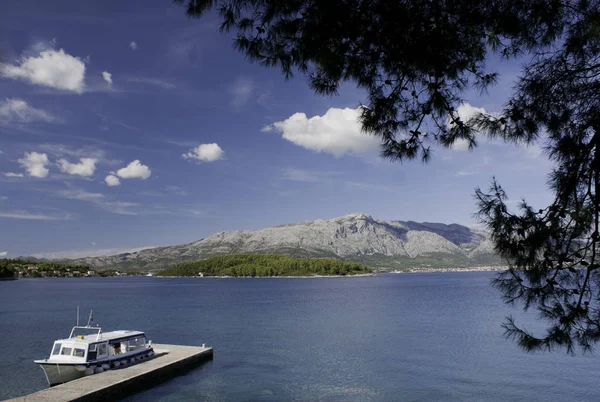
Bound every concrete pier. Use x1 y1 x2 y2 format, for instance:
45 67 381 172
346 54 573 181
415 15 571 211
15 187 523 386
7 344 213 402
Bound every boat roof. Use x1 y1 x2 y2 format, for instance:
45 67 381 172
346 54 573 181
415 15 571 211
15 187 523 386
56 329 145 344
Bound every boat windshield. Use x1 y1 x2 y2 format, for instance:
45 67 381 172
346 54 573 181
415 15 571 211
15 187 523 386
52 343 61 355
68 326 102 340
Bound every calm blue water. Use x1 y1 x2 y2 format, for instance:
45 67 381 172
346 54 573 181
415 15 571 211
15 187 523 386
0 273 598 401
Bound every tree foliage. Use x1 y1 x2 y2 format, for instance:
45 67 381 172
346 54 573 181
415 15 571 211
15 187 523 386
175 0 600 352
156 254 371 277
0 266 16 279
175 0 580 161
0 258 89 272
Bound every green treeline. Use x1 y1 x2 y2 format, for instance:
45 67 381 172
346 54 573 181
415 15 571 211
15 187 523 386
0 259 91 278
0 266 15 278
156 254 372 277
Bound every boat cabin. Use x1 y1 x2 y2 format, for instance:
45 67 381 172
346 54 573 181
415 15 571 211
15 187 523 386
47 326 147 363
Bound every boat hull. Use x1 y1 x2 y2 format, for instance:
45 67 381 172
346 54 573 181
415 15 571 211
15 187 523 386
37 363 85 386
35 348 153 386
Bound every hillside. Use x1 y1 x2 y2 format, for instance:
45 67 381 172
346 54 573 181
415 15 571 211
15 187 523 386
56 213 500 272
156 254 372 277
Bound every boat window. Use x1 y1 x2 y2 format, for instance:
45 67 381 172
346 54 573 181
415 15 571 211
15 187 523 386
61 347 73 356
89 344 97 352
52 343 62 355
128 336 145 350
98 343 107 355
74 348 85 357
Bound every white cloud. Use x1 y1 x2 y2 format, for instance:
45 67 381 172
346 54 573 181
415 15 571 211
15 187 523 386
0 251 6 257
230 78 253 107
125 77 175 89
18 152 49 178
56 186 139 215
267 107 380 157
0 98 54 123
116 160 151 180
105 174 120 186
452 139 471 152
3 172 24 178
260 125 273 133
102 71 112 86
37 144 112 166
57 158 97 177
130 41 138 50
57 188 104 201
182 143 224 162
0 210 72 220
0 48 86 93
101 201 140 215
448 103 488 151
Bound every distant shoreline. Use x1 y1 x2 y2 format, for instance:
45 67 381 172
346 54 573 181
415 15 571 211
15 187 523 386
394 266 509 274
152 268 509 278
155 273 376 279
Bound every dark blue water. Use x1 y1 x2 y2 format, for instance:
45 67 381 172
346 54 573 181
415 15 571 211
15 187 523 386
0 273 598 401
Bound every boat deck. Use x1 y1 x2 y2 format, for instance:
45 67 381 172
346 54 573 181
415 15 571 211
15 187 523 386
7 344 213 402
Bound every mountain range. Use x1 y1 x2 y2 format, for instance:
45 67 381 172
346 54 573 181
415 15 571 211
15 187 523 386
49 213 501 272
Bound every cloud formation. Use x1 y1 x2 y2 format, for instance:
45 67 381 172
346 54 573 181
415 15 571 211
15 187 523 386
3 172 24 178
102 71 112 86
57 188 104 201
0 210 72 220
265 107 380 157
448 103 488 151
182 143 224 162
18 152 49 178
116 160 151 180
230 78 253 107
125 77 176 90
57 158 97 177
0 48 86 93
0 251 6 257
56 186 140 215
105 174 120 186
0 99 54 123
130 41 138 50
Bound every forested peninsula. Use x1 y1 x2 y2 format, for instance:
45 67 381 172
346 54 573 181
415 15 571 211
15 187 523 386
156 254 372 277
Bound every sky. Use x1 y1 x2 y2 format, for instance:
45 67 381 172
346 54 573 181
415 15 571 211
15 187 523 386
0 0 554 258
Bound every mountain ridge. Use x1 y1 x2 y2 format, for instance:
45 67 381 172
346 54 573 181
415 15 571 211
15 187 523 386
27 213 501 272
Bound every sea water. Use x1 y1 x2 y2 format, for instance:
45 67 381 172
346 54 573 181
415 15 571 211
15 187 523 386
0 272 598 401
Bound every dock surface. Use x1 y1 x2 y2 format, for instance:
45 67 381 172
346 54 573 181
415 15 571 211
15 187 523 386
7 344 213 402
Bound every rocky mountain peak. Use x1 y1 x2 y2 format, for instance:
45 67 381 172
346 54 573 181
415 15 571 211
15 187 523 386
65 213 500 271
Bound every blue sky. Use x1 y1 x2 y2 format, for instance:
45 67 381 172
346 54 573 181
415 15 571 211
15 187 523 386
0 0 553 258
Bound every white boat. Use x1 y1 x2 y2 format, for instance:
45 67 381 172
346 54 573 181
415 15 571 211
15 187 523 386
34 311 154 386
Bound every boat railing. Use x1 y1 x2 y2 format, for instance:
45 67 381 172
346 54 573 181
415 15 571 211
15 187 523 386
69 326 102 341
